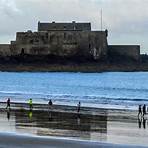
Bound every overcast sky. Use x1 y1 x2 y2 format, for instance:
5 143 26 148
0 0 148 53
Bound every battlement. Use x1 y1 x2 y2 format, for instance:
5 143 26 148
38 21 91 31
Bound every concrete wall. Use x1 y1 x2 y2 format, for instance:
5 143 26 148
108 45 140 61
0 44 11 56
38 22 91 31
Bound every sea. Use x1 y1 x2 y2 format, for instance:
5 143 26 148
0 72 148 110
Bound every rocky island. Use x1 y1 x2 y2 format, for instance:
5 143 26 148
0 21 147 72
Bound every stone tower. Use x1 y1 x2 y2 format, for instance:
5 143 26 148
10 21 108 61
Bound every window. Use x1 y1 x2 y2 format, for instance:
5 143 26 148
30 40 33 44
21 48 25 55
68 34 72 40
35 39 39 43
89 44 91 49
64 26 66 30
46 33 48 39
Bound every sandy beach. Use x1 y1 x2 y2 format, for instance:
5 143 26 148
0 102 148 147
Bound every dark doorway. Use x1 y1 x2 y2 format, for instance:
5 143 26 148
21 48 25 55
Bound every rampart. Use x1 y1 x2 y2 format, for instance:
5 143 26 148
108 45 140 61
10 30 108 60
0 44 11 56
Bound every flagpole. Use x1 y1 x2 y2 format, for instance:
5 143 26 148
101 9 102 31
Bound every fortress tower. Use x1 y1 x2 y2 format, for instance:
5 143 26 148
10 21 108 60
0 21 140 62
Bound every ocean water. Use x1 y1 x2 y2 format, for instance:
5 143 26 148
0 72 148 110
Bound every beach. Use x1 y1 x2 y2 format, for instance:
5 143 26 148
0 102 148 147
0 133 147 148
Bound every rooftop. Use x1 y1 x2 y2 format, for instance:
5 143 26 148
38 21 91 31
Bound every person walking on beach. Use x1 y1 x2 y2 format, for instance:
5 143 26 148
48 100 53 106
143 104 146 116
77 101 81 113
29 98 33 110
6 98 10 110
48 99 53 111
138 105 142 117
48 100 53 120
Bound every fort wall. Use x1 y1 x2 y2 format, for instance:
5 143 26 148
108 45 140 61
10 30 108 60
0 44 11 56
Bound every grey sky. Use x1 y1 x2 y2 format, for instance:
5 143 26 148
0 0 147 53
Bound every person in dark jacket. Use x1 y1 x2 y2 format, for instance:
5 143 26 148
6 98 10 109
77 101 81 113
143 104 146 116
48 100 53 106
138 105 142 117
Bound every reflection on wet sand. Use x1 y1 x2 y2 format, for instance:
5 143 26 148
1 106 148 146
14 110 107 141
138 117 147 129
7 110 10 121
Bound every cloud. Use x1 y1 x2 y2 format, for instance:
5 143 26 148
101 0 148 32
0 0 147 53
0 0 21 18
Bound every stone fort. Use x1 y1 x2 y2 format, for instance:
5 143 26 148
0 21 140 62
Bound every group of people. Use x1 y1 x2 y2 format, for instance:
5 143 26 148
6 98 81 114
6 98 33 110
138 104 147 117
6 98 147 117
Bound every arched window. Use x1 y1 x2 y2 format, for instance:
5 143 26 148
89 44 91 49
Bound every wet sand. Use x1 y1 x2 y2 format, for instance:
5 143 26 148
0 102 148 147
0 133 147 148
